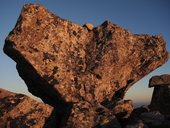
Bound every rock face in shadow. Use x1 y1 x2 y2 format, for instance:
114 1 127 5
149 74 170 115
0 88 54 128
3 3 169 128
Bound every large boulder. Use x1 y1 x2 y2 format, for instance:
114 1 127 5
3 3 169 128
149 74 170 115
0 88 54 128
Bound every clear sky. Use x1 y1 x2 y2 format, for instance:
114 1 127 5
0 0 170 107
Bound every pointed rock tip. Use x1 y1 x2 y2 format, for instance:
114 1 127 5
83 23 94 30
102 20 113 26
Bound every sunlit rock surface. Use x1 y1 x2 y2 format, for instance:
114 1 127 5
3 3 169 128
0 88 54 128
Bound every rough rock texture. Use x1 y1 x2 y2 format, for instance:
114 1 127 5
149 74 170 87
113 100 133 120
3 3 169 128
0 88 54 128
65 100 123 128
83 23 94 31
149 74 170 115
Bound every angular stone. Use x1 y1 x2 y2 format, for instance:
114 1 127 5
0 88 54 128
83 23 94 30
113 100 133 119
149 75 170 114
149 74 170 88
3 3 169 128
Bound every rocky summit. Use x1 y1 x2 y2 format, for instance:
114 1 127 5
3 3 169 128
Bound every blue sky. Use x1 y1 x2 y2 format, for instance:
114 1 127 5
0 0 169 106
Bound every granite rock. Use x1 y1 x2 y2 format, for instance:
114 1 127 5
0 88 54 128
65 101 122 128
3 3 169 128
83 23 94 30
113 100 133 120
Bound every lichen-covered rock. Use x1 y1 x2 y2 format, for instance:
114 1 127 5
3 3 169 128
0 88 54 128
149 74 170 115
65 101 121 128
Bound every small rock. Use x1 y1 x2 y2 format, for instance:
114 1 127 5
83 23 94 30
113 100 133 119
149 74 170 87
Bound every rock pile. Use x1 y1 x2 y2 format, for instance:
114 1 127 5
2 3 169 128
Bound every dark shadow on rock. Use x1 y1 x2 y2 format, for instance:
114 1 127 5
43 106 72 128
4 40 73 128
